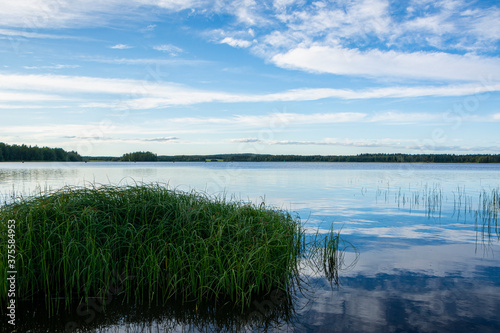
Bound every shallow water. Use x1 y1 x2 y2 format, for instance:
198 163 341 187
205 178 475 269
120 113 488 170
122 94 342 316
1 162 500 332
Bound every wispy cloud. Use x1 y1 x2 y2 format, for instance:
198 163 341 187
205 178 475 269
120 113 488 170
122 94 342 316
369 112 441 124
142 24 156 32
160 111 443 129
117 84 500 109
0 122 183 150
213 0 270 26
0 122 161 141
23 64 80 70
0 104 68 109
227 137 500 152
110 44 133 49
144 137 179 142
267 138 413 148
228 138 261 143
233 112 367 126
405 144 500 153
0 0 203 29
0 91 67 101
0 73 499 108
0 28 78 39
82 56 210 66
152 44 183 55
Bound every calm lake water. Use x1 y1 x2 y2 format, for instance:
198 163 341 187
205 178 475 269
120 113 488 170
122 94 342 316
1 162 500 332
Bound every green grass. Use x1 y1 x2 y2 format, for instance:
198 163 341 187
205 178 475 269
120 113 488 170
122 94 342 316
0 184 305 312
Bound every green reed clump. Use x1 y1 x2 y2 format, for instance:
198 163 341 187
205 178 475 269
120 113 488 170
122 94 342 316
0 184 304 311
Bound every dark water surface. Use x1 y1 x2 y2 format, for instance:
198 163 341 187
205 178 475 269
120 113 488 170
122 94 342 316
1 162 499 332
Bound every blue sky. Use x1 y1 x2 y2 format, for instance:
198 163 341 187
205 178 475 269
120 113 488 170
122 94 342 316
1 0 499 156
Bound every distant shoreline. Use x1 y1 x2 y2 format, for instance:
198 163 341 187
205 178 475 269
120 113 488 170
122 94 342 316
81 153 500 163
2 148 500 164
2 142 499 163
2 160 500 164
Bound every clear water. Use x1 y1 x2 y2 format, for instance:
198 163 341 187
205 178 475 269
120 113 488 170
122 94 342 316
1 162 499 332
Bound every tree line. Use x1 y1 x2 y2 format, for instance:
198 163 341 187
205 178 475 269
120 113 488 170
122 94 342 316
114 152 500 163
0 142 82 162
216 153 500 163
3 143 497 163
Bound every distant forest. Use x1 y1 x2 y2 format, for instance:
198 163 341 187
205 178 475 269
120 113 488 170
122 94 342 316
1 143 499 163
96 151 500 163
0 142 82 162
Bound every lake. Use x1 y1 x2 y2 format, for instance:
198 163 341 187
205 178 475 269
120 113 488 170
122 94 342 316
1 162 500 332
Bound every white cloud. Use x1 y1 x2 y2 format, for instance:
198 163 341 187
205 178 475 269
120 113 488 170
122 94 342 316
110 44 133 49
224 137 426 149
83 56 209 66
0 122 161 143
220 37 252 48
469 8 500 42
0 104 67 109
272 0 391 41
272 46 500 81
213 0 266 26
233 112 367 126
152 44 183 55
0 28 77 39
143 137 179 142
139 0 203 11
0 91 67 101
405 144 500 153
229 138 261 143
273 0 305 10
369 111 441 123
0 74 154 95
231 136 495 152
268 138 414 148
0 73 499 109
210 0 500 81
149 112 367 129
1 0 499 61
155 111 442 129
0 0 202 28
24 64 80 69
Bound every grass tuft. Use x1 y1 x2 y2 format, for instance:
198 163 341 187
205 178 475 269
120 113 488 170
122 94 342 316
0 184 305 311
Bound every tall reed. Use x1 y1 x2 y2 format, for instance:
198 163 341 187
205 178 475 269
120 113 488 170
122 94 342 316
475 188 500 242
305 227 358 288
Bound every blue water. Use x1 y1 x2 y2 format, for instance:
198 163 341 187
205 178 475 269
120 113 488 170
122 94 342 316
1 162 499 332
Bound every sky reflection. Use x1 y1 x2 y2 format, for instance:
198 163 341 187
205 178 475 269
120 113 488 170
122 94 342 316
1 162 499 331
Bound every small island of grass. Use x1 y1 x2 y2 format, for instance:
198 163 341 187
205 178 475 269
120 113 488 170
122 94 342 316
0 184 305 311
